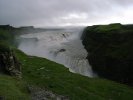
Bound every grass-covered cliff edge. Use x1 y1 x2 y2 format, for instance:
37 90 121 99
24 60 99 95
0 25 133 100
82 23 133 86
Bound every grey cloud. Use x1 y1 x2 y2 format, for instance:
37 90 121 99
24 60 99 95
0 0 133 27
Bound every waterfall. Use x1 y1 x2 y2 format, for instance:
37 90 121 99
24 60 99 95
17 28 95 77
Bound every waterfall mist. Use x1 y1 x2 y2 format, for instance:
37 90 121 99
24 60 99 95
17 27 95 77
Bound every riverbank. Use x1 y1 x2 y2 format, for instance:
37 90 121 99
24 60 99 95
0 25 133 99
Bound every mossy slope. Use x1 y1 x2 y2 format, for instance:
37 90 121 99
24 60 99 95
82 23 133 85
0 75 30 100
13 49 133 100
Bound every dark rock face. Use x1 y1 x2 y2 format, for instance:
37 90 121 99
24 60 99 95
82 23 133 85
0 50 21 78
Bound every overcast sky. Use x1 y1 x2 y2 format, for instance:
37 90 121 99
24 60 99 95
0 0 133 27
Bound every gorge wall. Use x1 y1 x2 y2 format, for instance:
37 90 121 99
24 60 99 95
82 23 133 85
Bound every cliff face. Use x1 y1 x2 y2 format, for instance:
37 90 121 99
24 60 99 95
0 25 21 78
0 44 21 78
82 23 133 85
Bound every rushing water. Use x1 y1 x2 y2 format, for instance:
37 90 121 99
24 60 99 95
17 28 95 77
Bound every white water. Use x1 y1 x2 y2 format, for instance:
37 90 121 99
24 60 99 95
17 28 95 77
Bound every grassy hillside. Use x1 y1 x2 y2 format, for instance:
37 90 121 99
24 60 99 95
82 23 133 85
0 25 133 99
0 75 30 100
9 49 133 100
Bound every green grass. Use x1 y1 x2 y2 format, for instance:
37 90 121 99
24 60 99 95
0 29 14 45
95 23 122 32
0 74 30 100
0 28 30 100
9 49 133 100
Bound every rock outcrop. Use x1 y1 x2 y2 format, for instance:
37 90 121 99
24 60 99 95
0 47 21 78
28 85 69 100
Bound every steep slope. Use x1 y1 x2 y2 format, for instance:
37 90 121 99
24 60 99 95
82 23 133 85
15 49 133 100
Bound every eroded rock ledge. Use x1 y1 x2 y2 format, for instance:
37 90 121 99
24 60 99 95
0 46 21 78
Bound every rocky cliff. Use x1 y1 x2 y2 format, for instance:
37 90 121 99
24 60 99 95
82 23 133 85
0 43 21 78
